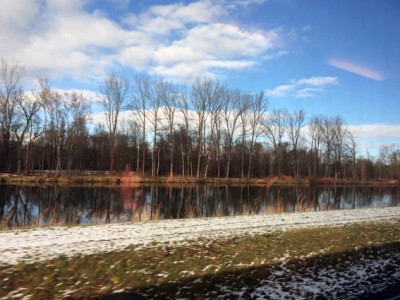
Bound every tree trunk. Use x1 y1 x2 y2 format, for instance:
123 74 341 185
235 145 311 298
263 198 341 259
247 152 253 178
181 141 185 176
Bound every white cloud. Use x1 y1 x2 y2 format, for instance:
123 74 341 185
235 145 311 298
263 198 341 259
226 0 268 10
151 23 280 80
118 46 155 70
296 87 322 98
185 24 277 58
0 0 41 59
347 123 400 156
0 0 41 30
54 14 126 49
108 0 130 10
139 16 184 34
266 76 338 98
0 0 282 85
296 76 337 86
147 1 223 24
2 1 128 82
348 123 400 139
262 50 289 61
152 59 255 81
267 84 294 97
155 46 206 64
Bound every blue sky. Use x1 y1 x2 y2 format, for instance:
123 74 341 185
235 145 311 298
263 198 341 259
1 0 399 156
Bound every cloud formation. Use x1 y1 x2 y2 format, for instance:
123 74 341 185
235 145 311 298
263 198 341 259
348 123 400 139
348 123 400 155
266 76 338 98
327 58 385 81
0 0 281 84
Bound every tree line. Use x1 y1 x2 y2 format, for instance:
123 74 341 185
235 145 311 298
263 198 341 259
0 58 399 180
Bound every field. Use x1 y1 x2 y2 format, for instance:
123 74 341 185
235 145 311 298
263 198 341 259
1 207 400 299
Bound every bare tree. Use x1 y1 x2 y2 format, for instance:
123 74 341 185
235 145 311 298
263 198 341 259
222 88 248 178
191 78 214 178
331 116 349 179
263 108 288 176
316 116 350 178
307 115 324 178
177 86 192 176
24 102 42 173
191 77 207 178
320 117 337 177
347 132 357 180
0 58 25 171
1 60 388 180
237 93 251 178
128 119 142 172
63 92 89 173
203 84 223 178
191 77 221 178
287 109 305 178
35 79 65 173
98 74 129 172
13 94 41 173
48 92 65 173
244 91 267 178
161 80 177 176
131 74 149 173
35 76 51 171
148 77 164 176
91 124 108 171
214 112 223 178
386 144 400 179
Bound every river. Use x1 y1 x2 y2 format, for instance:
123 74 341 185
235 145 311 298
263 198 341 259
0 184 399 228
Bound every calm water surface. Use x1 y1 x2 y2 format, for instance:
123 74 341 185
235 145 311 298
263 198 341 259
0 184 399 228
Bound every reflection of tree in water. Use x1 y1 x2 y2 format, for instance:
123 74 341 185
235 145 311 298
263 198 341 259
89 187 125 223
0 189 5 222
0 186 125 228
39 186 83 226
0 186 34 228
0 185 399 228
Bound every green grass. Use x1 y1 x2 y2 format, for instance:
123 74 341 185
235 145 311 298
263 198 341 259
1 220 400 299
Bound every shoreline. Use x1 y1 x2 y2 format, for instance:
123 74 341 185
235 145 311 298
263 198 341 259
0 172 398 187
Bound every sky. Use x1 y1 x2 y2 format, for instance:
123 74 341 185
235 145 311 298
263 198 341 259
1 0 399 156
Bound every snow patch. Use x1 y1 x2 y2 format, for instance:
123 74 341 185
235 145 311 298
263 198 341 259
0 207 399 266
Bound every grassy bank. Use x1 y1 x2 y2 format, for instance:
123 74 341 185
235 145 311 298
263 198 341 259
1 220 400 299
0 172 398 187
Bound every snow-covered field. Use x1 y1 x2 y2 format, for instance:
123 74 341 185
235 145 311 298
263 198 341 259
1 207 400 299
192 246 400 300
1 206 400 267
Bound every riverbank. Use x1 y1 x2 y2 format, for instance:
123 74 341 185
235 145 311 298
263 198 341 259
1 207 400 299
0 172 398 187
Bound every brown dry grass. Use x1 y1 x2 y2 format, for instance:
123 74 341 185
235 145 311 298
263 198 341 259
0 173 398 187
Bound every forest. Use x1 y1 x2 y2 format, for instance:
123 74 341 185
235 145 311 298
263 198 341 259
0 58 399 180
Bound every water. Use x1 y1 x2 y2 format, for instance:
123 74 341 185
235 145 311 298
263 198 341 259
0 184 399 229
